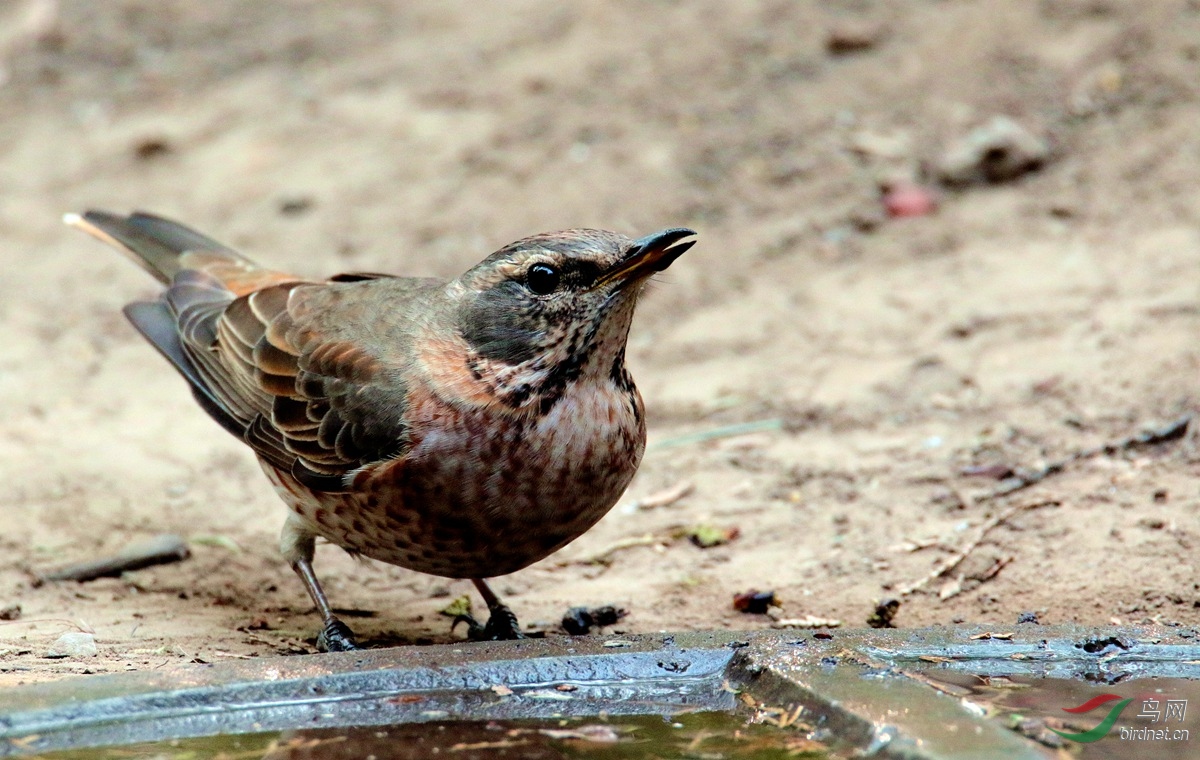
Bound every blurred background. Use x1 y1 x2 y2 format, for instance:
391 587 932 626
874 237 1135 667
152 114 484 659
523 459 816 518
3 0 1200 680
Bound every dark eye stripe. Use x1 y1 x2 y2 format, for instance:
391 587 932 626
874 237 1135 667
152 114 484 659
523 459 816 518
561 259 602 286
519 258 603 292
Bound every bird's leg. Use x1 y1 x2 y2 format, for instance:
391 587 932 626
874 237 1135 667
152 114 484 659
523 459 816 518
453 578 525 641
282 516 357 652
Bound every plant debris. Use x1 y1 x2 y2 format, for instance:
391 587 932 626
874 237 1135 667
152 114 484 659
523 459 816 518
438 595 473 619
895 500 1058 597
733 590 780 614
770 615 841 629
976 415 1191 503
536 725 621 743
562 533 666 567
960 463 1014 479
1008 716 1067 749
867 598 900 628
624 481 694 512
40 534 190 583
560 605 628 635
683 524 741 548
646 419 783 452
969 631 1014 641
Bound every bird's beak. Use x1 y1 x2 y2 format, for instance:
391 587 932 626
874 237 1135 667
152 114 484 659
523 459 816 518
595 228 697 288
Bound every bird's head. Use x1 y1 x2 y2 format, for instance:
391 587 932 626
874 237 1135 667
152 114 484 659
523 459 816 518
449 227 695 412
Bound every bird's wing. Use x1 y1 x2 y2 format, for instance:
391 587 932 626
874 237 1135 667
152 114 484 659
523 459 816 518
70 210 428 492
211 278 422 491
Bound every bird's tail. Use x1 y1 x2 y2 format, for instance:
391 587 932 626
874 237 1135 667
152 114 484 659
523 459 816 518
64 209 306 299
63 210 249 285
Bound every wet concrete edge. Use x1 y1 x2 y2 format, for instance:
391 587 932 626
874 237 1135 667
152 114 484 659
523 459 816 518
1 625 1197 757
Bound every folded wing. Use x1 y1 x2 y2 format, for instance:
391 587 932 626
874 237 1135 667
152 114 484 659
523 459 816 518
69 210 416 491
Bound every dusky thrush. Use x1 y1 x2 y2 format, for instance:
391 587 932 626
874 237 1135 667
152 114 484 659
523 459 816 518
66 210 695 651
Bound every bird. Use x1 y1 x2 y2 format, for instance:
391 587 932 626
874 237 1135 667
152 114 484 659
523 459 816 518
66 210 695 651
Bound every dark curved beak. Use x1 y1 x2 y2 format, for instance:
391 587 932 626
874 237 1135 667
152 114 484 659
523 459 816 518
596 227 697 288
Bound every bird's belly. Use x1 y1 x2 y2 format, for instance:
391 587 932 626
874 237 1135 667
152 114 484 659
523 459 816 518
271 382 646 578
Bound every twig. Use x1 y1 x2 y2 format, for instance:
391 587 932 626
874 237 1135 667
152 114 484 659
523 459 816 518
623 481 694 511
976 415 1190 502
557 533 668 567
896 500 1058 597
647 419 783 452
978 554 1014 582
40 534 190 583
770 615 842 629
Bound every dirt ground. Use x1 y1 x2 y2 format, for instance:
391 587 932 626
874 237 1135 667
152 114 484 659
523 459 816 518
3 0 1200 686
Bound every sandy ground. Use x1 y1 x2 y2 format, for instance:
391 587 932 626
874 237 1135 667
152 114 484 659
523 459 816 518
3 0 1200 685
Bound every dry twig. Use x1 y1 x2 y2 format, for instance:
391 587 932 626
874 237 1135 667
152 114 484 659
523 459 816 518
896 500 1058 597
558 533 668 567
40 534 190 583
624 481 694 511
976 415 1190 502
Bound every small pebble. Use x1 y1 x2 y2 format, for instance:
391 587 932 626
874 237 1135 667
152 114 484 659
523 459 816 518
46 632 97 659
937 116 1050 185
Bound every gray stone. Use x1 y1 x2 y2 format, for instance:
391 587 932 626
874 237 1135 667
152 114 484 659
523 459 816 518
45 632 97 659
937 116 1051 185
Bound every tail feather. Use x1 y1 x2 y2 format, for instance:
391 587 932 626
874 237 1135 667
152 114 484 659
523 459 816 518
64 210 244 284
122 301 245 437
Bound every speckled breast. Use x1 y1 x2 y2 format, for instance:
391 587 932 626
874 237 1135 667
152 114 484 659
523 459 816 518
263 377 646 578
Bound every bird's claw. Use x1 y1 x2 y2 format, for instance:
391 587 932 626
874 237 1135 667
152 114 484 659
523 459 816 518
452 605 525 641
316 618 358 652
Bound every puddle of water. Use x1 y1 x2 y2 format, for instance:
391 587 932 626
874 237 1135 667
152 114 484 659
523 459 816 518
26 713 832 760
925 672 1200 760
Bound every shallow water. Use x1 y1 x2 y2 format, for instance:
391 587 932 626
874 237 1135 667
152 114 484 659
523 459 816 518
30 712 832 760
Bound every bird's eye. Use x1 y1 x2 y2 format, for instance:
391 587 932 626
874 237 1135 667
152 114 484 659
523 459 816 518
525 263 561 295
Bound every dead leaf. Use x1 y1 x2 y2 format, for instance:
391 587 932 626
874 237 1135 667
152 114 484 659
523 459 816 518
439 595 472 618
683 524 740 548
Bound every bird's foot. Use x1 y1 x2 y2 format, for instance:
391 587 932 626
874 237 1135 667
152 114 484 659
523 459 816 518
454 604 525 641
316 617 358 652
